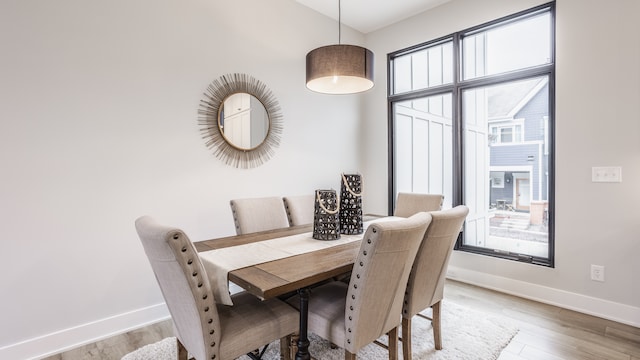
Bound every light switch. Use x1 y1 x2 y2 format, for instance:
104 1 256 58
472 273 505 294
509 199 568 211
592 166 622 183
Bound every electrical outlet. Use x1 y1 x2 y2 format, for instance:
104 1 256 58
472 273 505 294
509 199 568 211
590 264 605 282
592 167 622 183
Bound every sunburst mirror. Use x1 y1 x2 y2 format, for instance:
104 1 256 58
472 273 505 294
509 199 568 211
198 73 283 168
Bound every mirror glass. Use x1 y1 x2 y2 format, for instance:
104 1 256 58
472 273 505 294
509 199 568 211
218 93 270 150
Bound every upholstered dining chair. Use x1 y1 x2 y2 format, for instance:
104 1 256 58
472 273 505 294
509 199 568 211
135 216 298 360
393 192 444 217
401 205 469 359
230 196 290 235
288 212 432 360
283 194 315 226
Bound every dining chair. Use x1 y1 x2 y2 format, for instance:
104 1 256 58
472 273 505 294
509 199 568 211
401 205 469 359
393 192 444 217
230 196 290 235
283 194 315 226
135 216 299 360
288 212 432 360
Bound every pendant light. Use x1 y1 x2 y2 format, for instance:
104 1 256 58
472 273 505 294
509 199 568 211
305 0 374 94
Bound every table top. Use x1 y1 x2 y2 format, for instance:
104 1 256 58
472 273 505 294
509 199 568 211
195 220 375 300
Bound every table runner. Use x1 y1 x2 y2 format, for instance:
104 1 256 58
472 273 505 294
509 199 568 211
199 217 398 305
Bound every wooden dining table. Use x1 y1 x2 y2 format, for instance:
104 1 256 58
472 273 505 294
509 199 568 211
195 218 380 360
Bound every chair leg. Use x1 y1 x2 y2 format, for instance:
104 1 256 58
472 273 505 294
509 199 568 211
289 333 299 360
345 351 357 360
176 338 188 360
387 327 398 360
401 317 412 360
280 335 292 360
433 301 442 350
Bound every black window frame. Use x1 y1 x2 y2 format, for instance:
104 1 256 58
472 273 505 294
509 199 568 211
387 2 555 267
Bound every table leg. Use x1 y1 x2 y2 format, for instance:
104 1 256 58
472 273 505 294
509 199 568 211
295 288 311 360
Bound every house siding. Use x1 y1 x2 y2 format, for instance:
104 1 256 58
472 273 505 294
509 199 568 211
490 82 549 204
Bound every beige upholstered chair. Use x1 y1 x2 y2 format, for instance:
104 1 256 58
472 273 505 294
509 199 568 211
393 192 444 217
401 205 469 359
283 194 315 226
135 216 298 360
230 196 290 235
289 212 432 360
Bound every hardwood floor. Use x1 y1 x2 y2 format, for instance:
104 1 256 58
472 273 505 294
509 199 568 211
41 320 174 360
43 280 640 360
445 281 640 360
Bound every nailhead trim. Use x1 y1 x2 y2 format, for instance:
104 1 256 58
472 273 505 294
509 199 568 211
345 225 380 349
168 230 220 359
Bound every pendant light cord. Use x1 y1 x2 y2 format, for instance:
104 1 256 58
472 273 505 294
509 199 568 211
338 0 341 44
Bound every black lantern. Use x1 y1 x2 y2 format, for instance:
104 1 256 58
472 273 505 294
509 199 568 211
313 189 341 240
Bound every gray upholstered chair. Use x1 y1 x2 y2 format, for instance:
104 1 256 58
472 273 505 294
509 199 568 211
393 192 444 217
288 212 432 360
230 196 290 235
283 194 315 226
135 216 298 360
401 205 469 359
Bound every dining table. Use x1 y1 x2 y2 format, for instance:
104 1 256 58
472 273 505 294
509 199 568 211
195 215 387 360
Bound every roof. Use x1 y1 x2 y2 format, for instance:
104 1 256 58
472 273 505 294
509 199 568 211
488 77 547 119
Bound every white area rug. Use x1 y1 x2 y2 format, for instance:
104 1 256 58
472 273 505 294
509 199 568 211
122 301 518 360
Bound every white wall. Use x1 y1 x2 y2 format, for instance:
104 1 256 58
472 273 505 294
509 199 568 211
0 0 368 358
361 0 640 326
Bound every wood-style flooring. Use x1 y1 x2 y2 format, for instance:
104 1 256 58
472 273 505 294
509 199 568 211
43 280 640 360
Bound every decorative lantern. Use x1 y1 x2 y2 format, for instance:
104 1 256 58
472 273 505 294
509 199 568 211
339 173 363 235
313 189 341 240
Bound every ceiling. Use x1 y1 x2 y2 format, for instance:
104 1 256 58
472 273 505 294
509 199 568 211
295 0 451 34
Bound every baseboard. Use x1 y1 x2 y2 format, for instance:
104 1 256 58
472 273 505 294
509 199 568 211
447 266 640 328
0 303 170 360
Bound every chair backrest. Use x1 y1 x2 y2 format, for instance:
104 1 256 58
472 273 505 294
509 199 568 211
135 216 220 360
283 194 315 226
394 192 444 217
344 212 432 353
402 205 469 319
230 196 290 235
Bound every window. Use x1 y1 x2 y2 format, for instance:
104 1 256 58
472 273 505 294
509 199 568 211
388 3 555 266
490 120 524 144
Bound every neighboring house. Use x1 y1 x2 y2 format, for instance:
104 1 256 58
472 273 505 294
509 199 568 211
488 77 549 222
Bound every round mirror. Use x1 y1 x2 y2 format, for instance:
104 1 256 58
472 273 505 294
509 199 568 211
218 93 269 150
198 74 283 168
